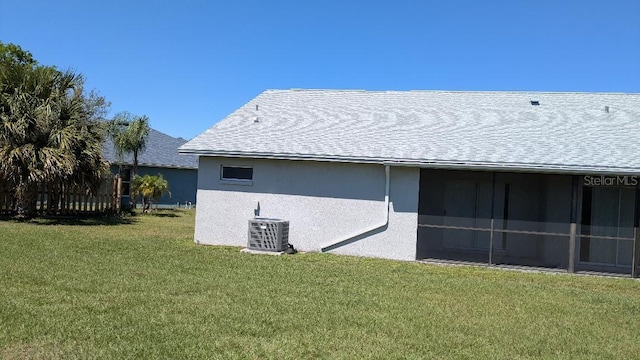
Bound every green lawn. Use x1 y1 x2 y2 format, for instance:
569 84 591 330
1 210 639 359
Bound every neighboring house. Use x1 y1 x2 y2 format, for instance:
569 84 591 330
180 89 640 276
105 128 198 206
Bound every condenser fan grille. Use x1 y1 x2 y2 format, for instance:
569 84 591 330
248 218 289 251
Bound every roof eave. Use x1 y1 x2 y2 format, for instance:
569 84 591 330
178 149 378 164
108 161 198 170
178 149 640 176
383 160 640 176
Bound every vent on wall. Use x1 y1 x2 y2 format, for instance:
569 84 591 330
248 218 289 252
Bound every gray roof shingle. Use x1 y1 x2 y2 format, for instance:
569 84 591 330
105 128 198 169
180 89 640 174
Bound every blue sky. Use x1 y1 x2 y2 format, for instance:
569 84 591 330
1 0 639 139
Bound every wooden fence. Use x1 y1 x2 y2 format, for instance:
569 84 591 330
0 176 122 215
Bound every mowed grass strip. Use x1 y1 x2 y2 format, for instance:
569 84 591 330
1 210 639 359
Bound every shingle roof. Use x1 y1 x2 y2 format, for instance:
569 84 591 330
180 89 640 174
105 128 198 169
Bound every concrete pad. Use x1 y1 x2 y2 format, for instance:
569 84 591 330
241 248 284 256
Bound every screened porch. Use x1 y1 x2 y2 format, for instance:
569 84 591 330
416 169 640 277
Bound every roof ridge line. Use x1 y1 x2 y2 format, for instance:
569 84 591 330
261 89 640 95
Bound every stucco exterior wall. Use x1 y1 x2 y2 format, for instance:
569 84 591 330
194 157 420 260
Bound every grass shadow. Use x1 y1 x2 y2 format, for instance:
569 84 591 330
147 212 180 218
0 214 138 226
136 209 185 218
0 208 191 225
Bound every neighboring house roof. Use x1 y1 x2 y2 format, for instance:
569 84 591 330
105 128 198 169
179 89 640 174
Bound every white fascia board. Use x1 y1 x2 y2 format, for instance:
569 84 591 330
179 149 640 176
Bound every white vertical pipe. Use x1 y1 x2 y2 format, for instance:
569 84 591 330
321 165 390 252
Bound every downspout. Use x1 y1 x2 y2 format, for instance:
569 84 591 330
321 165 390 252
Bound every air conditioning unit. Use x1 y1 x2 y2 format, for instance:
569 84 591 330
248 218 289 252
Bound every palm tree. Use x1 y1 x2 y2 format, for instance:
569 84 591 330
131 174 170 212
148 174 170 210
108 112 150 179
0 43 109 215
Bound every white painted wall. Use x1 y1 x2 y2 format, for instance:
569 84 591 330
194 157 420 260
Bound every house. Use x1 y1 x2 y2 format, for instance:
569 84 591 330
179 89 640 277
104 128 198 206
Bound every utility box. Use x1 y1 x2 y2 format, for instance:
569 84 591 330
247 218 289 252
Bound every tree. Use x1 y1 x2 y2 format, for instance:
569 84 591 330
131 173 170 212
107 111 150 179
0 42 36 69
0 42 110 215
